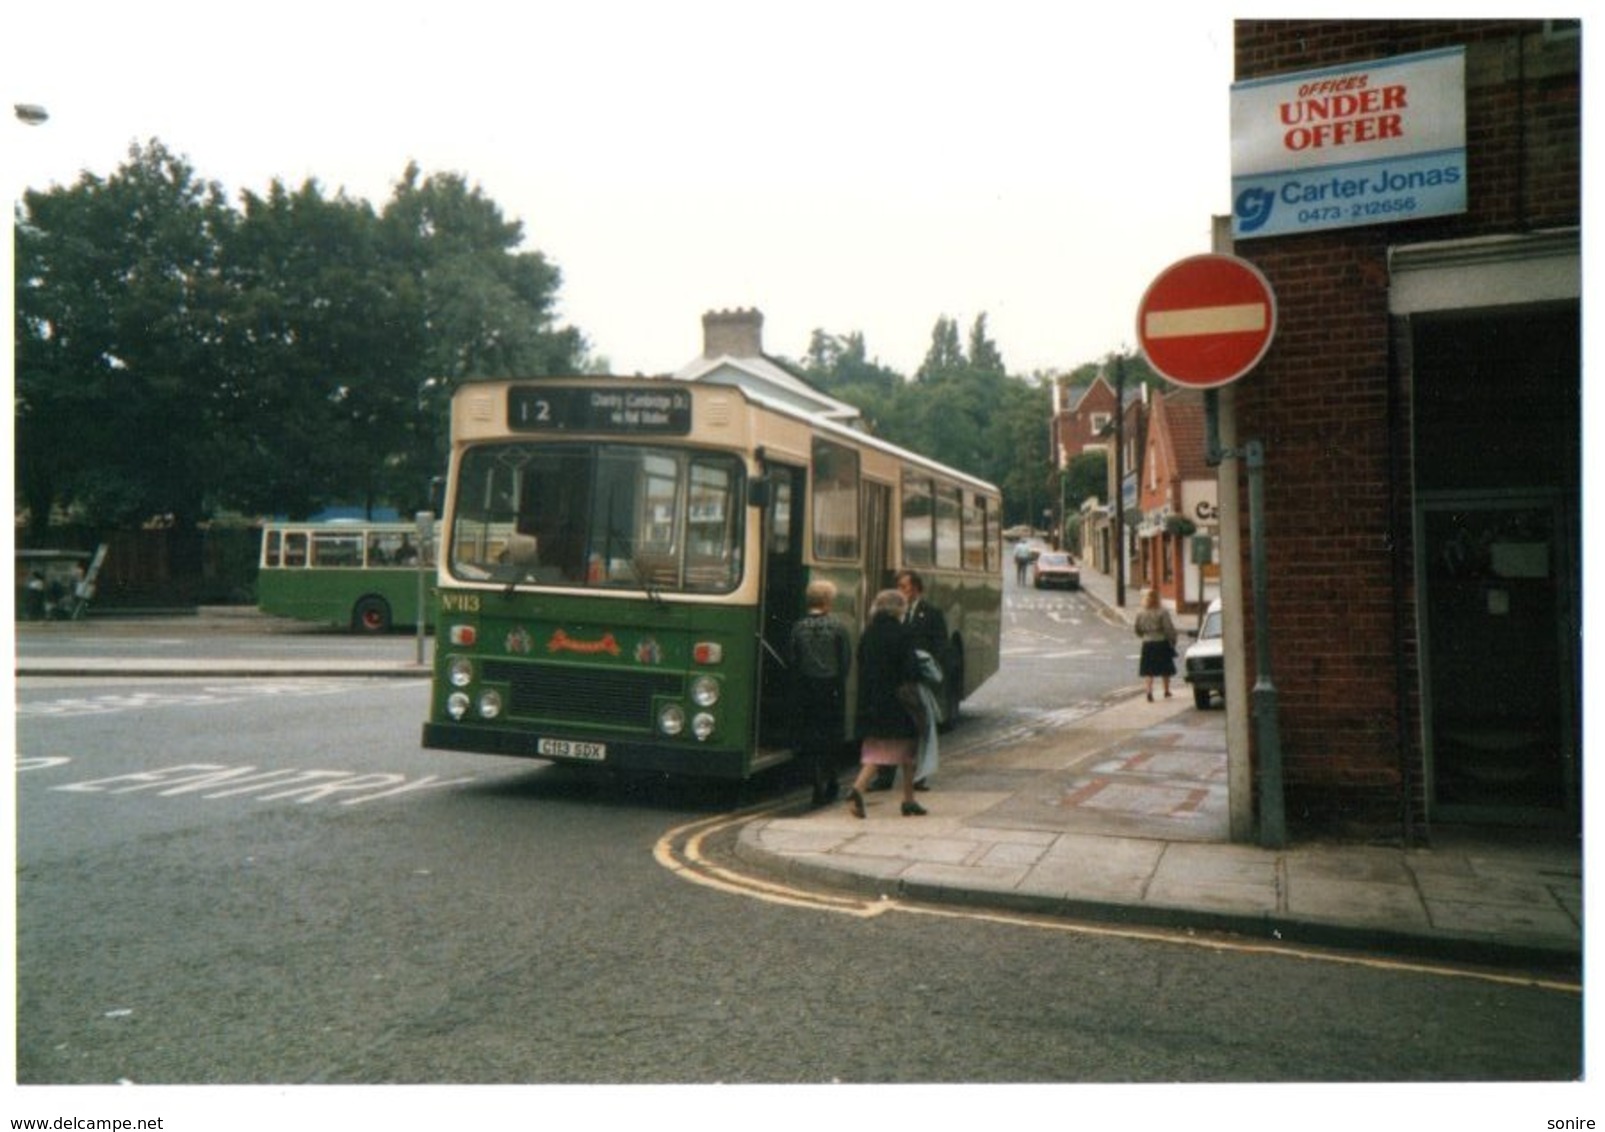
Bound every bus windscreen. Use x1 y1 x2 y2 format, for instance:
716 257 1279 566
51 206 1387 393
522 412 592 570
448 442 744 593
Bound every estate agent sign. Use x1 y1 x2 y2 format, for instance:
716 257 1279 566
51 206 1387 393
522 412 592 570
1231 47 1466 240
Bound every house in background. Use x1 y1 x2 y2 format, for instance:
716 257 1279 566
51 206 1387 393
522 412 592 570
1052 373 1115 566
1135 389 1216 616
1058 373 1146 582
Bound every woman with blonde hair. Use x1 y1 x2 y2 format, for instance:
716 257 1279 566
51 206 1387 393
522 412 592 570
1133 588 1179 701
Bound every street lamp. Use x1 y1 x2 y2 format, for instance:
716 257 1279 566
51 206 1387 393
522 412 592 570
14 104 49 126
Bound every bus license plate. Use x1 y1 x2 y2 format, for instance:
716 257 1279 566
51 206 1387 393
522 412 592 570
538 738 607 761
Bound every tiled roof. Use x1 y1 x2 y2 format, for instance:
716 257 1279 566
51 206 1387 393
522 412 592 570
1161 390 1213 480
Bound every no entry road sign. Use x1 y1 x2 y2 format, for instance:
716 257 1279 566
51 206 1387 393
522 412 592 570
1137 254 1277 388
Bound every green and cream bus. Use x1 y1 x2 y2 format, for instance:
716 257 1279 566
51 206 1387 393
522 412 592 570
257 521 434 633
422 377 1001 780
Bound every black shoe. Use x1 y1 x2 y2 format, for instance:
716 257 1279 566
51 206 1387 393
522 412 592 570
846 788 866 819
913 779 930 792
901 801 927 817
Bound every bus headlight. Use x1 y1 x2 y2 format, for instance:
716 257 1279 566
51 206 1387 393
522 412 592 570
447 691 471 719
448 657 474 688
692 712 716 741
478 689 503 720
690 675 720 707
658 703 686 737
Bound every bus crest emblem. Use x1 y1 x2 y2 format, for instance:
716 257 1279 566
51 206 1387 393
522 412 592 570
505 626 534 655
635 637 663 665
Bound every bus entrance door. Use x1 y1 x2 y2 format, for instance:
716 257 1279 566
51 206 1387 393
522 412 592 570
756 463 805 754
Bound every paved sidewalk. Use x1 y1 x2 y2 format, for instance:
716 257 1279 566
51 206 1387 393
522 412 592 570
737 566 1582 971
735 695 1582 969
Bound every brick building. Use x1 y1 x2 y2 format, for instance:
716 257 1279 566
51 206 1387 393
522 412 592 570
1059 372 1147 587
1224 20 1580 839
1053 373 1119 571
1053 372 1118 470
1135 389 1216 616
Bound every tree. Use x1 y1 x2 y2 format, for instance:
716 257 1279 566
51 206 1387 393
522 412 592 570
1064 450 1108 510
898 313 1010 481
377 166 586 508
214 177 404 518
967 312 1005 377
915 316 966 383
802 329 898 397
381 164 584 385
14 139 234 537
793 314 1044 508
981 377 1052 526
15 146 589 532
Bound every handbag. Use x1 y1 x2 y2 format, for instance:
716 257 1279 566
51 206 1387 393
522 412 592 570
896 682 931 732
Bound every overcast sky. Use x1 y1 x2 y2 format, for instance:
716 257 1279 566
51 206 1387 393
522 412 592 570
5 2 1575 383
4 0 1252 378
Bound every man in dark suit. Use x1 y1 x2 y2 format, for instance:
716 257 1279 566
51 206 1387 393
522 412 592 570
897 569 947 663
870 569 947 791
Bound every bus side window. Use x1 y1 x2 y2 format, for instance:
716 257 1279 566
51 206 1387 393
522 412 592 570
935 484 962 569
963 492 987 572
902 472 934 567
264 530 282 568
284 533 308 568
311 533 361 567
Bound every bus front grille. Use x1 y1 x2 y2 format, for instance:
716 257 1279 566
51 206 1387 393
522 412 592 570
482 660 682 730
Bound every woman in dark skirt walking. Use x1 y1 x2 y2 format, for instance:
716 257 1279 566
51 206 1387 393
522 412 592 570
1133 588 1179 701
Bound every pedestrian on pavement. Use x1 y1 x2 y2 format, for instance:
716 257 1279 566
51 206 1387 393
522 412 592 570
1134 588 1179 701
870 569 945 792
788 579 851 807
1013 539 1033 585
845 588 927 819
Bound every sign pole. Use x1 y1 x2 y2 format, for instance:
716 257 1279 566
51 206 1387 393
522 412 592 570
1244 441 1285 847
415 510 435 668
1145 254 1284 846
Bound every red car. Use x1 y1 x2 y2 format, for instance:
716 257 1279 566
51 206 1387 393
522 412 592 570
1032 552 1081 590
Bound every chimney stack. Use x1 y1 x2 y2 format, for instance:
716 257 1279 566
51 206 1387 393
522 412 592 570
701 308 764 359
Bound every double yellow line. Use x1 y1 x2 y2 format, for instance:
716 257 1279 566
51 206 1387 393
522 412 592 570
656 802 1582 995
654 802 889 917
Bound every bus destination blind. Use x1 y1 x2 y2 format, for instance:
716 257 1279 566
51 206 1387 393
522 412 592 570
508 387 693 435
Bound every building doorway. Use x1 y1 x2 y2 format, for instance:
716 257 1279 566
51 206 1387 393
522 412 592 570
1411 303 1580 826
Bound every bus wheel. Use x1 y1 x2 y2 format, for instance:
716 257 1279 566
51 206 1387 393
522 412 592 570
353 596 392 634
